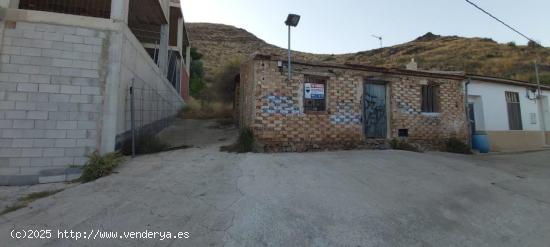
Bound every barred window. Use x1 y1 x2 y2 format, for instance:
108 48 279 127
421 84 439 113
505 92 523 130
304 76 327 112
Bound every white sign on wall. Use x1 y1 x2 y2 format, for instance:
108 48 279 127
304 83 325 99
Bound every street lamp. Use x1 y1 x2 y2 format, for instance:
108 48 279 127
285 14 300 80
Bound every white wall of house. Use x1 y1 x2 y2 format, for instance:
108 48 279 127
468 80 549 132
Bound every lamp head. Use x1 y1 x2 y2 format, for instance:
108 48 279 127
285 14 301 27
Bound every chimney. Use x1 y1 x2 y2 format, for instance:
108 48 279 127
406 58 418 70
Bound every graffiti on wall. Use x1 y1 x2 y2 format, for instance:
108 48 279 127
261 95 301 115
330 102 361 125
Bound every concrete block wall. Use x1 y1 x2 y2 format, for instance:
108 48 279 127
0 21 105 176
117 26 184 141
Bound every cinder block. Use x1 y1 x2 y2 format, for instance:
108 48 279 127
51 76 71 84
76 139 96 147
39 174 65 184
1 64 19 73
18 65 41 74
27 111 49 120
60 68 81 77
43 32 64 41
57 102 78 111
54 139 76 148
30 39 53 49
67 130 86 139
42 49 62 58
34 120 57 129
6 92 28 101
63 34 84 44
64 147 86 156
76 28 97 37
80 69 99 78
9 157 30 167
23 129 46 138
2 46 21 55
16 83 37 92
72 60 93 69
4 29 24 38
70 95 90 103
0 101 15 110
28 93 49 102
48 112 68 120
31 157 52 167
45 130 66 139
12 139 33 148
21 148 43 157
11 73 31 83
56 121 77 130
77 121 97 130
21 47 42 57
60 85 81 94
30 57 52 66
52 41 73 51
43 148 64 157
56 26 76 35
5 110 26 119
32 139 55 148
0 148 22 157
38 84 60 93
31 75 51 84
52 58 73 68
81 86 100 95
49 94 70 103
39 66 61 76
15 101 36 110
15 22 36 30
52 157 74 166
84 37 102 45
13 119 35 129
0 120 13 128
73 44 93 53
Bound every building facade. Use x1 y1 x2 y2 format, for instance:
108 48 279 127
468 75 550 152
238 54 469 152
0 0 188 184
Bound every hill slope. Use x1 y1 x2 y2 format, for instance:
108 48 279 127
186 23 550 83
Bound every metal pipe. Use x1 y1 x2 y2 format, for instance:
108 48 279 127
130 78 136 158
287 25 291 80
535 61 547 144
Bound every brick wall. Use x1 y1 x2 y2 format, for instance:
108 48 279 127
239 58 468 152
0 21 105 175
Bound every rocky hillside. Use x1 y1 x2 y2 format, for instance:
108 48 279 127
186 23 550 83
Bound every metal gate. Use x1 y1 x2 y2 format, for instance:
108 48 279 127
363 82 387 138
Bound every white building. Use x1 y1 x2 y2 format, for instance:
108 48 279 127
468 75 550 152
0 0 189 185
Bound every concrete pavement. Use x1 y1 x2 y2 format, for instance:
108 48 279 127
1 120 549 246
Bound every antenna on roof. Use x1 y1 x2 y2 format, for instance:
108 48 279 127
372 35 383 48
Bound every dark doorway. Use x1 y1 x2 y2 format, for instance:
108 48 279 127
364 82 387 138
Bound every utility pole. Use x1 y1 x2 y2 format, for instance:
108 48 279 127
372 35 383 48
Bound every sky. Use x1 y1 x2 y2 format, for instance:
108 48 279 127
181 0 549 54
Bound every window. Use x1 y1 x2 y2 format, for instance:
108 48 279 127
304 76 327 112
421 84 439 113
505 92 523 130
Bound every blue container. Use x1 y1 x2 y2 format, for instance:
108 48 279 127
472 132 490 153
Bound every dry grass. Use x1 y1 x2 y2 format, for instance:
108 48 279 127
181 98 233 119
1 189 64 216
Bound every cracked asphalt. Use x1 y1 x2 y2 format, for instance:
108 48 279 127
1 119 549 246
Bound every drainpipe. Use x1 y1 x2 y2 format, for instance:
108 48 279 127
465 78 472 148
535 62 548 145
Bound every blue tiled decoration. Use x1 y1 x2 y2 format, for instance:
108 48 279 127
330 102 361 125
261 95 301 115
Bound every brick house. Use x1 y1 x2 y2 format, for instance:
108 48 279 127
237 54 469 152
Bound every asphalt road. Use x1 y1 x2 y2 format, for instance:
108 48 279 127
1 119 549 247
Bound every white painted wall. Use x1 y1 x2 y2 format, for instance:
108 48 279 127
468 80 550 131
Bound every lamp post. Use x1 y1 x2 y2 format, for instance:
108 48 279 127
285 14 300 80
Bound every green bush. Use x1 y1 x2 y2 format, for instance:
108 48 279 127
390 139 420 152
121 133 169 156
445 137 472 154
80 152 125 183
220 128 254 153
